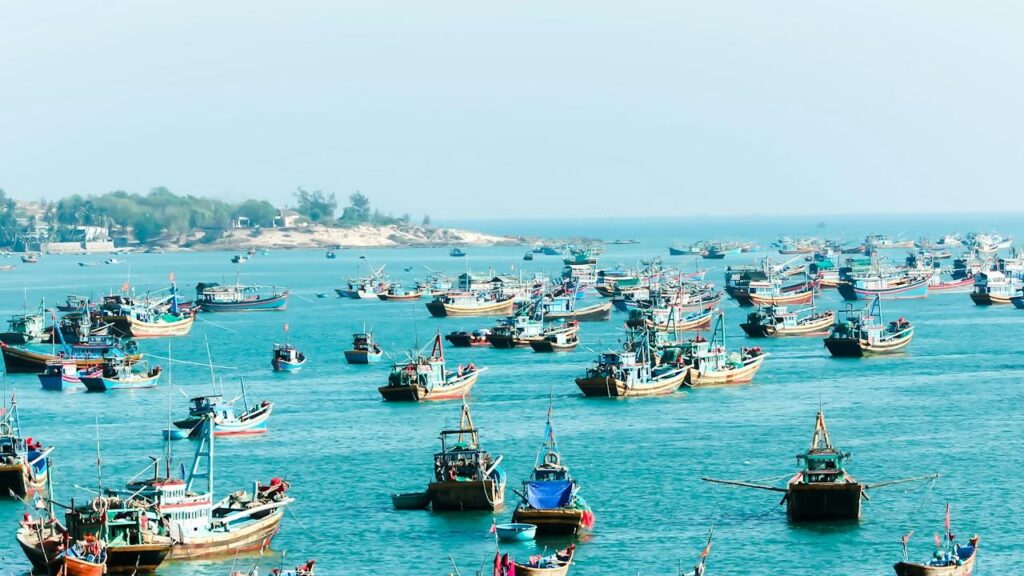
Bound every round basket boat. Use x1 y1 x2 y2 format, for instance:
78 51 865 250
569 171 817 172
496 523 537 542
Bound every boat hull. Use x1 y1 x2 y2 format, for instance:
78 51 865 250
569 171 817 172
0 344 143 374
512 507 586 535
0 463 37 498
529 339 577 352
428 479 505 511
837 279 929 301
970 292 1013 305
929 277 975 294
199 292 288 312
825 333 913 357
893 550 976 576
377 292 424 301
545 301 612 321
271 358 306 372
575 370 686 398
108 314 195 339
787 481 863 521
684 354 766 387
168 508 284 560
426 298 515 317
378 372 479 402
81 371 161 391
344 350 383 364
740 313 834 338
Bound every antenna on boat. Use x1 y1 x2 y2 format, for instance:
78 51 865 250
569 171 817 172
204 333 220 395
166 340 174 478
94 416 103 496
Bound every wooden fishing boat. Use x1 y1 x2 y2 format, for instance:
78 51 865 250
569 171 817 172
379 333 485 401
390 491 431 510
824 297 913 357
523 251 535 261
740 305 834 337
511 406 594 535
444 329 490 347
450 247 466 257
0 397 53 498
99 284 196 338
486 305 546 348
195 282 289 312
704 410 939 522
928 275 974 294
426 292 515 317
426 402 506 511
42 311 110 345
81 358 162 391
837 275 929 301
38 360 102 392
0 338 142 373
174 392 274 437
672 314 767 387
734 279 817 307
21 254 38 264
626 306 714 332
272 342 306 372
893 505 978 576
513 545 576 576
969 271 1019 305
575 328 687 397
529 322 579 352
120 310 195 339
543 299 612 322
377 284 425 301
344 332 384 364
0 300 46 345
0 264 15 271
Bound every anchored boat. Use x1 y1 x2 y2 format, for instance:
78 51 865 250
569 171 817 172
378 332 485 401
426 402 506 511
1 337 142 373
824 297 913 357
174 388 274 437
344 332 384 364
529 321 580 352
675 313 767 387
893 504 978 576
739 305 834 337
444 329 490 347
704 410 940 522
0 396 53 498
575 327 687 397
426 292 516 317
970 271 1020 305
511 405 594 535
81 357 162 391
195 282 289 312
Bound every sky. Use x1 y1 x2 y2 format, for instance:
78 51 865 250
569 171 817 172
1 1 1022 219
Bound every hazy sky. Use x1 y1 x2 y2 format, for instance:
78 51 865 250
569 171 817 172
2 1 1022 218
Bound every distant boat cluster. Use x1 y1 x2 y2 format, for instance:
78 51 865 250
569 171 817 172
0 230 1011 574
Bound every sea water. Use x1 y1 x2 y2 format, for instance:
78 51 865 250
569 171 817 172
0 214 1020 575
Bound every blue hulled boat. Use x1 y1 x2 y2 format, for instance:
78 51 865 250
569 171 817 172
195 282 289 312
272 343 306 372
344 332 384 364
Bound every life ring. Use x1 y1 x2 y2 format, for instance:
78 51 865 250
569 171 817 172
0 422 11 435
543 451 561 466
91 497 108 514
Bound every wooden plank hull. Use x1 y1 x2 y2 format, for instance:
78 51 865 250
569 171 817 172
168 508 284 560
512 506 585 535
426 298 515 317
0 344 142 374
740 313 834 338
787 480 863 521
530 339 578 352
825 333 913 357
546 302 612 321
970 292 1012 305
378 373 479 402
514 546 575 576
736 288 815 308
428 479 505 511
0 462 39 498
378 292 424 301
109 314 195 339
684 354 766 387
893 550 977 576
575 370 686 398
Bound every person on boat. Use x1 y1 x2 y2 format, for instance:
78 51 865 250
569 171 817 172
457 364 464 378
466 362 476 373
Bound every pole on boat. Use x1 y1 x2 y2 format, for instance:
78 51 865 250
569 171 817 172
864 473 941 490
699 477 788 492
94 416 102 496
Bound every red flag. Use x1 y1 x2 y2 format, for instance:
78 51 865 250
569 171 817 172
168 272 175 282
120 282 130 292
934 533 941 548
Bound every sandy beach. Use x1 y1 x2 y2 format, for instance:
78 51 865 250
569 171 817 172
194 223 522 250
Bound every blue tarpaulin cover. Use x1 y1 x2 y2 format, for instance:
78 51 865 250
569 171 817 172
526 480 572 509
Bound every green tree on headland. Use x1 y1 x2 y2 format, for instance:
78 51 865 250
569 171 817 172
233 199 277 227
294 187 337 223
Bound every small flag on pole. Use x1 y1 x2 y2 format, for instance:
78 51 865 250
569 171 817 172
169 272 175 282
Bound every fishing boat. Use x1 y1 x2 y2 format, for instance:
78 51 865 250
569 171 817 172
21 253 38 264
511 406 594 535
0 299 46 345
969 271 1021 305
42 311 110 345
529 321 580 352
450 247 466 257
703 410 940 522
487 304 546 349
837 274 929 301
125 417 295 559
19 495 174 574
336 264 389 298
542 295 612 322
626 306 714 333
445 329 491 347
378 333 485 401
575 327 687 397
893 505 978 576
523 252 535 261
671 313 767 387
0 337 142 373
81 358 162 391
824 297 913 357
426 402 506 511
377 283 425 301
195 282 289 312
0 397 53 498
100 284 196 339
326 250 337 259
733 279 817 307
927 272 975 294
426 292 515 317
669 243 705 256
174 389 274 437
271 342 306 372
38 360 102 392
0 264 14 271
512 545 576 576
230 255 248 264
344 332 384 364
56 295 90 313
739 305 834 337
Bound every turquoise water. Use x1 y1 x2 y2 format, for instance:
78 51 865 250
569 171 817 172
0 216 1021 575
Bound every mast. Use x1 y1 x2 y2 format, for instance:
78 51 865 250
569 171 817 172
186 414 215 498
808 410 833 452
